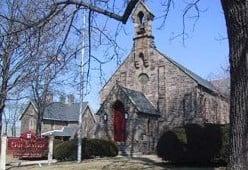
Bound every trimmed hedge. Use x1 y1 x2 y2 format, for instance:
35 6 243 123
54 138 118 161
157 124 230 165
53 140 78 161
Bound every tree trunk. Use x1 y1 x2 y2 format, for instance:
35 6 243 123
35 103 46 136
4 122 8 135
0 104 4 135
221 0 248 169
36 110 42 136
0 53 11 137
11 123 16 137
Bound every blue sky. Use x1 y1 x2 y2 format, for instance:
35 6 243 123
82 0 229 111
3 1 228 135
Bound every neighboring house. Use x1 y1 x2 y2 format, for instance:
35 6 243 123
20 96 96 139
96 1 229 154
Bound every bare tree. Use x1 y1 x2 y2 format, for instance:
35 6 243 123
220 1 248 169
0 0 42 135
9 101 22 137
2 109 11 135
2 98 22 136
3 1 247 168
30 53 78 135
157 0 247 168
0 0 140 137
49 1 248 169
207 62 230 98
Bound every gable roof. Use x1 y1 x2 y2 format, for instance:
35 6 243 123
19 101 38 120
120 86 158 116
97 84 159 116
131 0 155 20
43 102 88 121
20 101 91 122
101 48 217 95
156 49 217 92
100 51 133 92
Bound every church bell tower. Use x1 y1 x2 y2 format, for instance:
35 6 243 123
131 1 155 69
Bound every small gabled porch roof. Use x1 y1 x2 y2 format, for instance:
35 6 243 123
97 84 159 117
41 126 78 138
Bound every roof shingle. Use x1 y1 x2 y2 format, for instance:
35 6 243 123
43 102 88 121
120 85 159 116
156 49 217 92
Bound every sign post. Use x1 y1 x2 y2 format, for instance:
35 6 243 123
0 135 7 170
48 135 54 165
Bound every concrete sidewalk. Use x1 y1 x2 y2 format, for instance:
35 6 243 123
7 159 57 169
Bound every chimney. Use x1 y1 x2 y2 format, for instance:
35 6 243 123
59 95 66 103
67 94 75 105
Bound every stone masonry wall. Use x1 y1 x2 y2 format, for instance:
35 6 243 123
97 85 159 154
98 1 229 155
100 47 199 129
98 2 229 155
100 47 229 135
20 103 38 134
196 87 229 124
82 107 96 138
21 104 96 137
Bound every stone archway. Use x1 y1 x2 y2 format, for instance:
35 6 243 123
112 100 126 142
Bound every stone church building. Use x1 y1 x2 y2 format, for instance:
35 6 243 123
96 1 229 154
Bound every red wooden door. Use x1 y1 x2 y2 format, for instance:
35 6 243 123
113 108 126 142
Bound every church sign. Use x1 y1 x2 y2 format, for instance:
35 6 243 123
8 131 48 158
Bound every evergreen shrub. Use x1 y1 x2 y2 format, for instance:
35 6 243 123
157 124 230 165
54 138 118 161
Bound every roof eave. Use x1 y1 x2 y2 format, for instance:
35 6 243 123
137 111 160 117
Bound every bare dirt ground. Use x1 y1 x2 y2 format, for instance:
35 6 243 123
8 156 164 170
7 155 226 170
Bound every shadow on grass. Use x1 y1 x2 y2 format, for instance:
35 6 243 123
131 156 165 167
101 157 162 170
162 162 226 169
130 157 226 169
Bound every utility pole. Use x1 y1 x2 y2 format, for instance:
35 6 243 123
77 9 86 163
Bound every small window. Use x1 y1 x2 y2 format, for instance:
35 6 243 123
138 73 149 85
138 11 144 25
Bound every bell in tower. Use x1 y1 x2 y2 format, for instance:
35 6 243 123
131 1 155 69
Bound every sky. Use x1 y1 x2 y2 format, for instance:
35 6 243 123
76 0 229 112
2 0 229 136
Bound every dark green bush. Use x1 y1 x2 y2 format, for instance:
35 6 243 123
157 130 185 162
54 138 118 161
157 123 230 165
184 124 222 163
83 139 118 158
214 124 230 164
53 139 77 161
54 139 64 146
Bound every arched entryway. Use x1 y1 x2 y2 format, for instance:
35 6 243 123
112 100 126 142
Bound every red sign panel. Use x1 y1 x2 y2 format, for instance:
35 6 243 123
8 131 48 158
